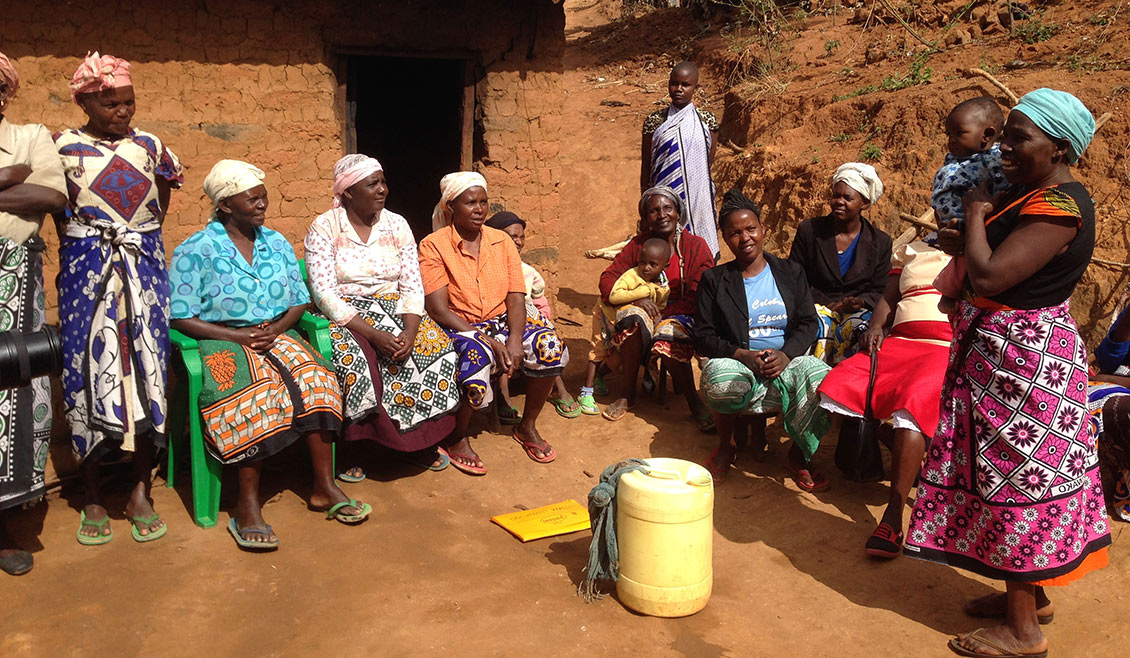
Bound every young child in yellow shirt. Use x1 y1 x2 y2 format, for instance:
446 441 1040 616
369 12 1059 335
578 238 671 414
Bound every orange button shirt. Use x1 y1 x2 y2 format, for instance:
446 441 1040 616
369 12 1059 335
418 225 526 324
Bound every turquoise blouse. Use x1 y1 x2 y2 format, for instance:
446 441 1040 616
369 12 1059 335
170 220 309 327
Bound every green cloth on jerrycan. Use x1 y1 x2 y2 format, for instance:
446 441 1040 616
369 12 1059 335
579 459 649 602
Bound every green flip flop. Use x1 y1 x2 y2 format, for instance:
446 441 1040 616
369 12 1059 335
549 394 582 419
498 404 522 426
323 499 372 524
76 510 113 546
577 393 600 415
593 375 609 396
129 513 168 543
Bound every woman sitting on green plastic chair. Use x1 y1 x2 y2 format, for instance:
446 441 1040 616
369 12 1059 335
169 159 370 550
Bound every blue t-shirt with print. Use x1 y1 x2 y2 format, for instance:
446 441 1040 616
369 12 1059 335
744 266 787 351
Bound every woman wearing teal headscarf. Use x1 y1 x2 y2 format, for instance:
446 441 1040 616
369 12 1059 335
908 88 1109 658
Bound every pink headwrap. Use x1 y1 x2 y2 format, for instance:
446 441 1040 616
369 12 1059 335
331 154 383 208
0 51 19 112
69 51 133 105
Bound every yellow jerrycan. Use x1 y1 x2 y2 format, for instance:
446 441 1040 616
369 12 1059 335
615 457 714 617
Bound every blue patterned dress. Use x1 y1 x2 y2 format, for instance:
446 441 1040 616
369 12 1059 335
54 128 183 460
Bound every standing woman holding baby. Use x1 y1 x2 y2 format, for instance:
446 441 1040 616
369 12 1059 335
906 89 1110 658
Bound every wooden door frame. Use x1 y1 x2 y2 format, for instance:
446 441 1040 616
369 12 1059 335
331 48 477 169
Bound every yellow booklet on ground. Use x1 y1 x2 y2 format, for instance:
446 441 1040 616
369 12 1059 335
491 499 592 542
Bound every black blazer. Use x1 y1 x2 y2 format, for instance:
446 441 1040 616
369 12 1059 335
695 253 819 360
787 214 892 310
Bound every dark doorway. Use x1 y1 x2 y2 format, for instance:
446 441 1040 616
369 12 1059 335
347 55 468 241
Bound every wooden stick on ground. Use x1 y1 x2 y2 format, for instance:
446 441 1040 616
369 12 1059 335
964 68 1020 106
1095 112 1113 133
1091 255 1130 268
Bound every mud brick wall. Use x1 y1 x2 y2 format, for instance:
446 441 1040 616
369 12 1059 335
0 0 566 323
0 0 565 479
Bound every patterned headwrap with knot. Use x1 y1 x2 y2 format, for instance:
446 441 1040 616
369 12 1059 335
332 154 383 209
69 51 133 105
0 51 19 112
431 171 488 231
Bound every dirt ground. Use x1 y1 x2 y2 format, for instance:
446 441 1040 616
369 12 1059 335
4 2 1129 656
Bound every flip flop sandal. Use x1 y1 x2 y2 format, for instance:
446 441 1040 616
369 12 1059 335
947 629 1048 658
0 550 33 576
865 522 903 559
321 499 372 524
405 449 450 472
227 518 279 551
76 510 113 546
593 376 609 397
549 395 582 419
337 467 366 484
786 460 831 492
498 404 522 426
438 446 487 476
601 404 630 422
513 434 557 464
577 393 600 415
705 445 737 482
129 513 168 543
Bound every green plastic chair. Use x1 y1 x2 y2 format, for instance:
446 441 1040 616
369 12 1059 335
166 258 334 528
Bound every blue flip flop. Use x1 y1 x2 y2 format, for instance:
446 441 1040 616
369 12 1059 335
227 518 279 551
406 449 450 472
337 467 366 484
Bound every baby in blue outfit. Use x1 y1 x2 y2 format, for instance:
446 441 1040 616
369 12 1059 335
931 97 1011 227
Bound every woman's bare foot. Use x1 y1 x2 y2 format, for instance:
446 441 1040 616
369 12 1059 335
79 504 112 541
444 437 486 475
950 625 1048 657
602 398 630 421
514 424 555 462
125 489 165 538
309 483 363 517
233 504 277 545
964 592 1054 623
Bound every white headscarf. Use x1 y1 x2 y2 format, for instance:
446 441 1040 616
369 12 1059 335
431 172 488 231
332 154 383 208
832 162 883 203
203 159 266 207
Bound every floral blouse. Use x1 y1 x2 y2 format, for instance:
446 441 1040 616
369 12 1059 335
304 207 425 324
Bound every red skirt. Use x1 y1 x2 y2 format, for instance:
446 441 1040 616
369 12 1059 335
817 322 951 438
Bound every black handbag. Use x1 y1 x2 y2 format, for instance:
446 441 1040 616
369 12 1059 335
834 347 885 482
